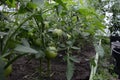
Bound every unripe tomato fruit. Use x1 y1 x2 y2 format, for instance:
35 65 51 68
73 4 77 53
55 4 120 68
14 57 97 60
44 22 49 28
1 58 12 77
45 46 57 59
28 32 33 36
4 65 12 76
34 38 42 46
53 29 63 36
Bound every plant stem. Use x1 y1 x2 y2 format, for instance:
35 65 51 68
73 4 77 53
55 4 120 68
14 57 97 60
39 58 42 77
2 13 36 55
34 17 41 37
47 59 51 79
89 40 101 80
4 53 26 69
34 11 45 48
89 52 99 80
40 11 45 49
0 38 3 55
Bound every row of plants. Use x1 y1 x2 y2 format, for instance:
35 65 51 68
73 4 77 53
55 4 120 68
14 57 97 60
0 0 107 80
93 0 120 79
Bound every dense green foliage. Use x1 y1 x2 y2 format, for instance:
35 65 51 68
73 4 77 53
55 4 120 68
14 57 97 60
0 0 117 80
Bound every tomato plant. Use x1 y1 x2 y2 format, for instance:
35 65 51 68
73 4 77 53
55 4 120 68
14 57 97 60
0 0 108 80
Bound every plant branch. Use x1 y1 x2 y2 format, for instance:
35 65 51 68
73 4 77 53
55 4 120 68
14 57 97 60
2 13 37 54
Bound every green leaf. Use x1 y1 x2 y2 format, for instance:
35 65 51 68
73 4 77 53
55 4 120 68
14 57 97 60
7 39 19 49
66 58 74 80
55 5 63 15
9 0 13 3
14 45 38 54
54 0 67 10
79 0 83 5
35 50 45 59
34 12 43 22
33 0 44 8
63 55 67 61
21 38 30 47
0 32 7 38
69 56 80 63
1 52 12 58
80 32 90 37
66 41 73 46
27 2 37 9
71 46 80 50
6 0 16 7
18 4 27 13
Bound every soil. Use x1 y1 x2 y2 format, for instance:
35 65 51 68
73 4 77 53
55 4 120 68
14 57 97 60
7 44 95 80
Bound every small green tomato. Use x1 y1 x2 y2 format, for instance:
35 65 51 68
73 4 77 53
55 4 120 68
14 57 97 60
44 22 49 28
4 65 12 77
2 58 12 77
53 29 63 36
35 38 42 46
45 46 57 59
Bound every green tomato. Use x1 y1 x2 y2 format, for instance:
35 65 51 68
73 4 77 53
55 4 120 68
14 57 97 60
45 46 57 59
1 58 12 77
44 22 49 28
34 38 42 46
4 65 12 77
28 32 33 36
53 29 63 36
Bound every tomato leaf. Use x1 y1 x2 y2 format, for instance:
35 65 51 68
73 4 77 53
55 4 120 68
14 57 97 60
9 0 14 3
54 0 67 10
14 45 38 54
18 4 27 13
33 0 44 8
26 2 37 10
21 38 30 47
0 32 8 38
34 12 43 22
66 41 73 46
71 46 80 50
35 50 45 59
66 58 74 80
69 56 80 63
6 0 16 7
